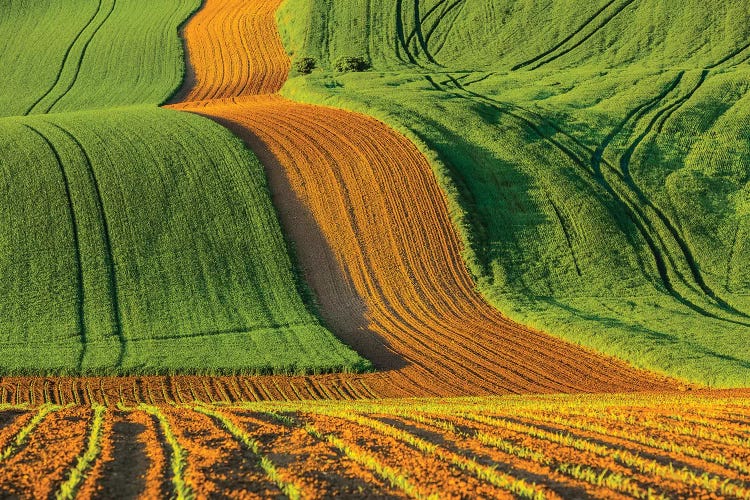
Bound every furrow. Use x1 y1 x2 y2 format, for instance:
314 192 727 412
55 405 106 499
0 406 89 498
529 0 639 70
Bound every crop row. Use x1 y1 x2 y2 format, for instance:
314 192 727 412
0 395 748 498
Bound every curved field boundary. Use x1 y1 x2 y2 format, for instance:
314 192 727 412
163 0 682 397
0 396 748 497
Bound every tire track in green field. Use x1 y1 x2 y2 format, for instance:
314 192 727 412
514 75 747 324
21 124 86 354
725 225 741 292
23 0 103 115
615 72 733 308
45 0 117 114
412 0 439 65
405 0 449 53
733 51 750 66
511 0 618 71
399 0 466 66
606 63 749 322
654 71 708 134
395 0 418 65
26 0 117 115
592 72 686 179
430 71 750 326
513 0 638 72
588 72 724 312
48 123 126 368
706 40 750 70
428 0 467 58
544 193 582 277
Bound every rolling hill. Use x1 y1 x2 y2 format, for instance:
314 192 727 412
277 0 750 387
0 0 366 374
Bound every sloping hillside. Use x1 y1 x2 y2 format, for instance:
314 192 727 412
0 0 366 374
278 0 750 386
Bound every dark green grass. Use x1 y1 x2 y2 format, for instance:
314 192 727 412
0 1 370 375
278 0 750 387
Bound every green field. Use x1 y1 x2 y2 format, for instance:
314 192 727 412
278 0 750 386
0 0 368 374
0 0 198 116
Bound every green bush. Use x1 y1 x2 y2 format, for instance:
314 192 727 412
334 56 370 72
295 57 316 74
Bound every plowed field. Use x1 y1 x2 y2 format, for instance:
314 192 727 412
172 0 289 101
166 0 680 396
1 394 748 498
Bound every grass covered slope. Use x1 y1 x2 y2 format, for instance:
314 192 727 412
278 0 750 386
0 107 365 374
0 0 200 116
0 1 369 375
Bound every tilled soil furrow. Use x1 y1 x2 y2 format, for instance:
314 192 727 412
389 412 635 499
78 409 157 499
229 410 407 498
407 411 698 498
533 407 750 475
463 412 750 497
0 406 90 498
157 406 281 497
163 0 682 398
510 411 750 481
0 409 31 452
300 411 518 499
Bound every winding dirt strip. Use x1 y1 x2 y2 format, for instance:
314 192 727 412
0 0 692 401
165 0 679 396
171 0 289 101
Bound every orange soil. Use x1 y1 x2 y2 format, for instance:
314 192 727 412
444 413 735 498
302 412 519 499
77 409 167 498
513 410 750 482
158 406 280 497
0 401 748 497
171 0 289 101
0 409 30 450
0 407 91 498
164 0 681 396
226 411 402 497
386 413 633 499
4 1 744 402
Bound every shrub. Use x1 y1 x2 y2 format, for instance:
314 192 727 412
334 56 370 72
295 57 316 74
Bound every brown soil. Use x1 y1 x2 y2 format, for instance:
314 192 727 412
159 406 280 497
1 0 738 403
78 410 156 499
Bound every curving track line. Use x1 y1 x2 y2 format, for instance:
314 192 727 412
163 0 681 397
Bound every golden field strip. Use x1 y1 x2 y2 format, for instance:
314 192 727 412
0 392 748 498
